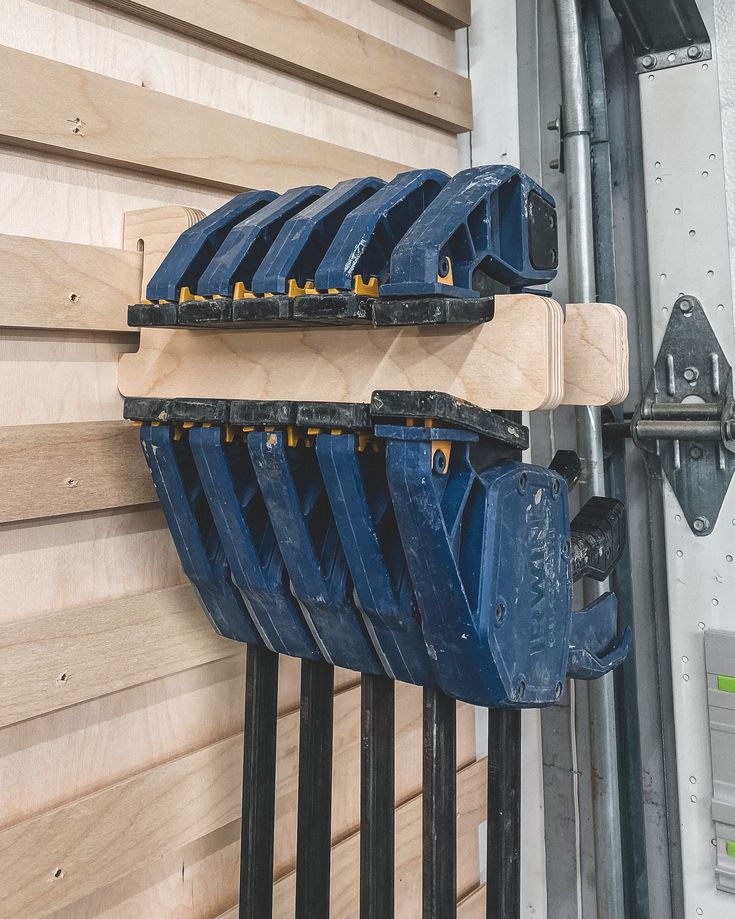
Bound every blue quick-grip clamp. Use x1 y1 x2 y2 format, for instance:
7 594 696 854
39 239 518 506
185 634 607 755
130 390 631 705
188 425 323 660
247 430 384 674
313 169 449 293
251 176 385 295
145 190 277 303
314 433 437 686
139 424 262 643
380 165 559 299
196 185 328 298
379 423 630 707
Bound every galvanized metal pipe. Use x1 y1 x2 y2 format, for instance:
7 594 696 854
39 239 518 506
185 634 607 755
608 419 725 441
553 2 625 917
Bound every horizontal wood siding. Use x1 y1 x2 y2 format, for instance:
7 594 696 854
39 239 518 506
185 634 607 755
0 0 469 915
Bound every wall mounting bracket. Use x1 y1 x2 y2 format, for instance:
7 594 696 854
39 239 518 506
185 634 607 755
607 0 711 74
605 295 735 535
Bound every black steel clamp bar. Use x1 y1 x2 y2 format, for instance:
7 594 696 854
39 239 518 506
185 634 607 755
295 660 335 919
240 645 279 919
360 673 395 919
423 687 457 919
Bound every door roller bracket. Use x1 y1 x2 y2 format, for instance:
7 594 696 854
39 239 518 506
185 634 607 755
604 295 735 535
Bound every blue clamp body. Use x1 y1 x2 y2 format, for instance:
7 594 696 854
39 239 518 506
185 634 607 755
139 424 261 643
313 168 449 293
196 185 327 298
133 405 630 705
247 430 384 674
188 425 323 660
314 433 437 685
251 176 385 294
380 165 559 299
146 190 277 302
379 423 630 707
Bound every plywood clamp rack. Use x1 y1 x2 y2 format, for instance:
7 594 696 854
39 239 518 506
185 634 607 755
120 165 632 918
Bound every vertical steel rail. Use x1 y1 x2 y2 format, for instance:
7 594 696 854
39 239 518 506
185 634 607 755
295 659 335 919
360 673 395 918
240 644 279 919
486 709 522 919
554 2 626 917
586 4 651 916
422 687 457 919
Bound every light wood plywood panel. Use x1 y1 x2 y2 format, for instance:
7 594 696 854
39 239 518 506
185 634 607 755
0 45 407 193
124 204 205 295
0 420 155 524
0 233 141 332
94 0 472 132
564 302 629 405
398 0 471 28
457 886 486 916
119 295 566 412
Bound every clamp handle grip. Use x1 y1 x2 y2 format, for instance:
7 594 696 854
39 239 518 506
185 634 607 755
571 496 627 582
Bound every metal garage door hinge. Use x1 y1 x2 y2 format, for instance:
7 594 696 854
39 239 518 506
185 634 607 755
605 295 735 535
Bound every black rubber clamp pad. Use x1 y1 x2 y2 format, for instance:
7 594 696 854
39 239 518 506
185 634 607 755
369 295 494 327
123 397 229 423
128 302 179 327
123 391 529 450
370 390 528 449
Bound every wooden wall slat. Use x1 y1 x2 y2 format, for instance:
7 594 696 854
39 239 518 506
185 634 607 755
54 757 485 919
95 0 472 132
0 582 361 727
0 585 235 727
49 822 242 919
0 656 359 833
0 507 185 623
0 331 137 426
398 0 471 29
0 45 406 193
0 701 476 917
457 886 486 917
0 420 155 524
0 734 244 917
0 233 140 332
0 656 246 829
